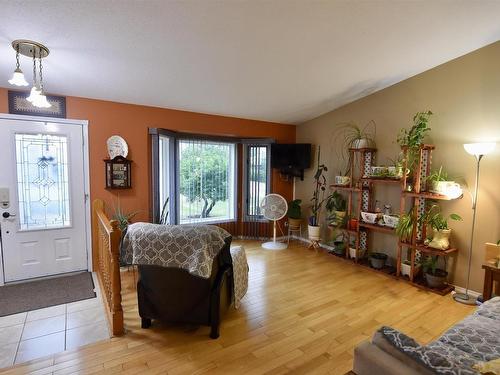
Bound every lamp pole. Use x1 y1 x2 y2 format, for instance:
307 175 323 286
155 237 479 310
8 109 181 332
453 154 482 305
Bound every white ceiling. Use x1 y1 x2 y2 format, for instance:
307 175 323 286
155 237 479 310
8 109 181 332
1 1 500 124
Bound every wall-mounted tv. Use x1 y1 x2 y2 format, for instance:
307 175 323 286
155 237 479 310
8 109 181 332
271 143 312 180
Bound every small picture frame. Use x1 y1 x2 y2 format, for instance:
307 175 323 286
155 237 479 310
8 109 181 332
8 90 67 118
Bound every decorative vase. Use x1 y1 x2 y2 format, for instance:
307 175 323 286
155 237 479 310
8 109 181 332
429 229 451 250
308 225 321 241
348 218 359 231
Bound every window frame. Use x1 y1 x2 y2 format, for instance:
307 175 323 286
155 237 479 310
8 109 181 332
242 139 273 222
151 128 241 225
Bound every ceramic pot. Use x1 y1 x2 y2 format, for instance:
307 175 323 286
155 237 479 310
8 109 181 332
401 262 411 277
429 229 451 250
334 176 351 186
348 218 359 231
308 225 321 241
352 138 374 149
369 252 388 269
425 269 448 289
430 181 462 198
288 218 302 228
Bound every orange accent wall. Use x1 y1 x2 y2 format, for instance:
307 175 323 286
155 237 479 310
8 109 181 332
0 88 295 227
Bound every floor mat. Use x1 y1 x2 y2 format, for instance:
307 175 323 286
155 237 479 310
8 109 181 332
0 272 96 316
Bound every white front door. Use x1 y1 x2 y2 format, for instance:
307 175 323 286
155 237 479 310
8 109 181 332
0 118 88 283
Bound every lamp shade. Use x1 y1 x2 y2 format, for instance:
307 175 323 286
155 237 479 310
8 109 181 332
463 142 496 156
8 68 29 86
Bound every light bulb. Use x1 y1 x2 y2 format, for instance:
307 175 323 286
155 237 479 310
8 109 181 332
32 93 52 108
26 86 41 103
8 68 29 86
463 142 496 156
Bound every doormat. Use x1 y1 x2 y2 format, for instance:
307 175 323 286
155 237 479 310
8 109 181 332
0 272 96 317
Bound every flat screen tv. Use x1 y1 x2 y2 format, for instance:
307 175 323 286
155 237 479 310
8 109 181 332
271 143 311 179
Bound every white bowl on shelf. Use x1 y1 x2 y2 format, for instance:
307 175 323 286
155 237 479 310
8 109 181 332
383 215 399 228
361 212 377 224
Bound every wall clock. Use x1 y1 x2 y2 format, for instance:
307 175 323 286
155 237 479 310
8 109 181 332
106 135 129 159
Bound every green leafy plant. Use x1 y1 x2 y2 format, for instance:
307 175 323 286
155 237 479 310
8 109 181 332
310 147 328 226
287 199 302 219
420 203 462 231
397 110 433 174
395 207 416 243
112 200 140 232
331 121 376 175
325 191 347 213
426 166 450 184
422 255 440 275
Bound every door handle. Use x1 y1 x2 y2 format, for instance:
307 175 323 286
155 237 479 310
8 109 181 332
2 212 16 218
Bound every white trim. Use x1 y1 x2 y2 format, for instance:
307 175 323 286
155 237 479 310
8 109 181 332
0 113 91 285
451 286 481 299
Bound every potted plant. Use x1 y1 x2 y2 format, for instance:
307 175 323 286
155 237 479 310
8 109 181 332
369 252 388 269
331 120 376 177
112 200 140 232
325 191 347 227
287 199 302 228
395 206 417 276
420 204 462 250
397 110 433 175
332 235 347 257
422 255 448 289
308 147 328 241
426 166 462 198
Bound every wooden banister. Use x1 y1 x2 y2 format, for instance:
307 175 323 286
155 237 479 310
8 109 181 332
92 199 124 336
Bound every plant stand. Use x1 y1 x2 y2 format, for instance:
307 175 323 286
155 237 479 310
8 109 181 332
308 239 321 250
328 145 461 295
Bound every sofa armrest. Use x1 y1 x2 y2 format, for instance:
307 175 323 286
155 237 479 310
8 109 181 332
353 340 430 375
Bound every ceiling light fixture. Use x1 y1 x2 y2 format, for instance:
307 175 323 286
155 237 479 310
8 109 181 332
8 40 51 108
8 44 29 86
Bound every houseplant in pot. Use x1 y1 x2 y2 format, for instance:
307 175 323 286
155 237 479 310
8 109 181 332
422 255 448 289
426 166 462 199
308 147 328 242
325 191 347 228
395 206 416 276
331 120 376 178
396 110 432 177
420 204 462 250
369 252 388 269
287 199 302 228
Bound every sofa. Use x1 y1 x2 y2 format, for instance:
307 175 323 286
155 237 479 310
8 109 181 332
353 297 500 375
137 236 233 339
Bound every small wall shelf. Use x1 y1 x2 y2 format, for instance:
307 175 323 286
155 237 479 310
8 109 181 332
105 156 132 189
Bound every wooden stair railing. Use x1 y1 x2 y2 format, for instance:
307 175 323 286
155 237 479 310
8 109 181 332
92 199 124 336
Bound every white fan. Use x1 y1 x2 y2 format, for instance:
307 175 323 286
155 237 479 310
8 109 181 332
260 193 288 250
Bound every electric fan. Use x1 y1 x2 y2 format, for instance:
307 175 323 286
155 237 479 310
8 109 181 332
260 193 288 250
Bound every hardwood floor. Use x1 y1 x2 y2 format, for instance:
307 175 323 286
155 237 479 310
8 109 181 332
0 240 475 375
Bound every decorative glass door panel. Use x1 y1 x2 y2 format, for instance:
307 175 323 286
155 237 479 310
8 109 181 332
0 119 88 283
15 133 71 230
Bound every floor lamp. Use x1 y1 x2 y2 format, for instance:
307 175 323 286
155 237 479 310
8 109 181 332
454 142 496 305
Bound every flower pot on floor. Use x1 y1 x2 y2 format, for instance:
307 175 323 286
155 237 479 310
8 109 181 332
332 240 346 256
401 261 411 277
308 225 321 241
288 218 302 229
429 229 451 250
369 252 388 269
425 269 448 289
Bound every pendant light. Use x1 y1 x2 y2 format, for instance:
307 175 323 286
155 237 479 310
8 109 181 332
8 44 29 86
26 51 41 103
33 53 51 108
8 40 51 108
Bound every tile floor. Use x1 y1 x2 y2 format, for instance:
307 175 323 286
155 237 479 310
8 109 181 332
0 273 110 368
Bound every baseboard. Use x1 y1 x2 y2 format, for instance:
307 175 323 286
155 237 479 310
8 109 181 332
451 285 481 299
288 235 484 298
